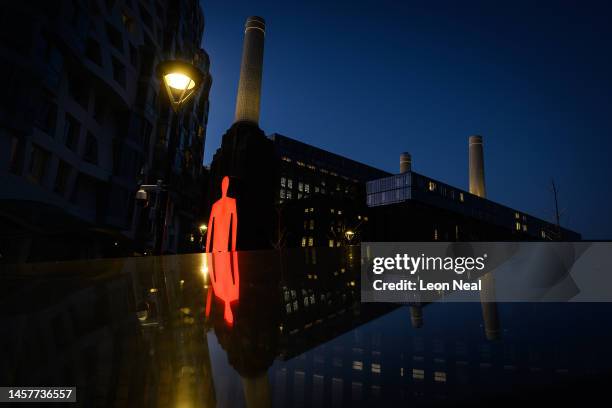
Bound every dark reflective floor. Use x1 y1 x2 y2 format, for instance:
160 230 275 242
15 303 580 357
0 248 611 407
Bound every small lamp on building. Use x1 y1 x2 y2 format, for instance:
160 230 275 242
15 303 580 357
135 188 148 202
345 229 355 243
157 59 204 112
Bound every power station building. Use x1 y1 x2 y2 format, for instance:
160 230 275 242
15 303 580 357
207 16 579 251
270 135 580 248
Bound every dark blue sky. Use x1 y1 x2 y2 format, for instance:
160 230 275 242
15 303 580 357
200 0 612 239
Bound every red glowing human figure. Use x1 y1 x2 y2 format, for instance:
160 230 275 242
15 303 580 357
206 176 237 253
205 176 239 325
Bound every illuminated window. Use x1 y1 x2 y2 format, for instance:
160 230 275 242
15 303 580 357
338 210 342 215
287 179 293 189
371 363 381 374
515 212 520 219
305 184 310 193
434 228 438 241
287 191 293 199
459 192 464 202
298 182 303 192
541 230 546 239
310 220 315 230
298 193 303 199
434 371 447 382
280 189 286 199
515 222 521 231
428 181 436 191
412 369 425 380
314 186 320 193
301 237 306 247
310 208 314 212
352 361 363 371
282 156 292 162
331 208 335 214
281 177 286 187
364 216 368 221
308 237 314 247
522 224 528 232
329 240 334 247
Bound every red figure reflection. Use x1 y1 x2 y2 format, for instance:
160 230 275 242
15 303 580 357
205 176 239 325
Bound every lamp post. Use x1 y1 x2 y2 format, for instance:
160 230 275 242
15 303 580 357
198 223 208 251
345 229 355 244
135 59 205 255
136 179 167 255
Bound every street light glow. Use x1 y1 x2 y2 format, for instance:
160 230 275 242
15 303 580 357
164 73 195 90
157 60 204 112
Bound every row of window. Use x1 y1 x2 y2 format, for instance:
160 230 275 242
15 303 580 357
301 237 315 247
281 156 359 183
10 137 92 195
425 180 465 202
280 177 352 199
515 221 528 232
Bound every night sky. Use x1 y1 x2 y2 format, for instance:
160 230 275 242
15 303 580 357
200 0 612 239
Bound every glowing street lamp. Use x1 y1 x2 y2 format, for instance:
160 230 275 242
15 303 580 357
157 60 204 112
198 223 208 234
345 229 355 243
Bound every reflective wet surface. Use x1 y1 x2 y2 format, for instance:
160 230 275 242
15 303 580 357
1 248 611 407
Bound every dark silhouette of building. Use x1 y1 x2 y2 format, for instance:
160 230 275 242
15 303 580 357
0 0 212 263
270 133 389 248
265 135 579 247
366 140 580 241
272 133 390 203
207 17 277 251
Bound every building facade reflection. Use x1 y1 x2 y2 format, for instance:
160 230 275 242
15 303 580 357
1 249 611 407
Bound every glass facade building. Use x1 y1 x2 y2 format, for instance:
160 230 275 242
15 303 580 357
366 173 411 207
367 171 580 241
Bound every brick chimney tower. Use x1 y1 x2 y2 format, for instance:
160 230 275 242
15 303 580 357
234 16 266 125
